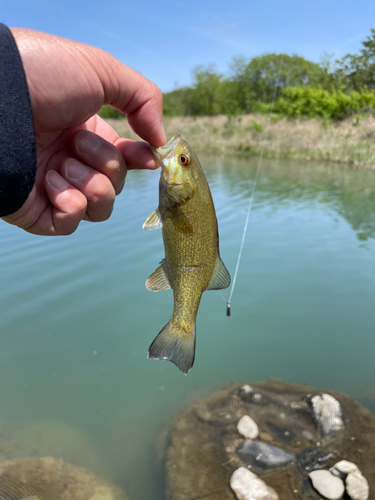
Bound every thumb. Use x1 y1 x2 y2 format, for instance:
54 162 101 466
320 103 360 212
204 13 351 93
11 28 166 147
93 50 166 146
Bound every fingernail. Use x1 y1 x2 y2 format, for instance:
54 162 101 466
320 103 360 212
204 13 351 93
76 131 100 155
65 159 88 181
46 170 69 190
161 122 166 144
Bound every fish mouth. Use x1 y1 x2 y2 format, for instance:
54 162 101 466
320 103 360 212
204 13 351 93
151 133 181 166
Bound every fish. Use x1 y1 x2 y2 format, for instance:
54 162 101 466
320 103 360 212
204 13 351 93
143 134 230 374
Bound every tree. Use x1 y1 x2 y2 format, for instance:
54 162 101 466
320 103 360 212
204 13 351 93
189 65 223 115
337 28 375 91
163 87 194 116
161 31 375 118
315 52 346 91
228 53 326 111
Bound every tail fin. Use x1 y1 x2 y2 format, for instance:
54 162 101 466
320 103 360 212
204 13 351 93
148 321 196 374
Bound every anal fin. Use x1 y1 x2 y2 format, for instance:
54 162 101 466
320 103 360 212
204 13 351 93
146 259 171 291
206 257 231 290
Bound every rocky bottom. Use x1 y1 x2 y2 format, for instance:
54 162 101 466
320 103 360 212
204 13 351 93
0 457 128 500
164 380 375 500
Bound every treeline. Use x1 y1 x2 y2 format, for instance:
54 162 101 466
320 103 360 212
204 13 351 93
161 29 375 120
99 29 375 121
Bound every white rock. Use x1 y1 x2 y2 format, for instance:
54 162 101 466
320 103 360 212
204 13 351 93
241 385 254 393
310 394 344 437
237 415 259 439
302 430 313 440
334 460 360 475
346 471 369 500
330 466 344 478
230 467 279 500
309 470 345 499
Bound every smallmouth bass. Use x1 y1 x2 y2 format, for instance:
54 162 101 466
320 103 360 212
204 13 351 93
143 134 230 374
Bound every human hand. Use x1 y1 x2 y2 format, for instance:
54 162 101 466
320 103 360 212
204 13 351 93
2 28 166 236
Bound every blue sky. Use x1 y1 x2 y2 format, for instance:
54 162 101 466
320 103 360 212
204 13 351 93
2 0 375 92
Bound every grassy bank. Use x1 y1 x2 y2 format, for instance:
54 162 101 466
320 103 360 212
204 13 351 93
107 114 375 168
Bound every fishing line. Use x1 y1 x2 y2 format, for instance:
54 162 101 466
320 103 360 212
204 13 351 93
226 56 284 316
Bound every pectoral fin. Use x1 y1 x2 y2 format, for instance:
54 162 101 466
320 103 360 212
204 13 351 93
168 206 193 235
143 208 162 230
146 259 171 291
206 257 231 290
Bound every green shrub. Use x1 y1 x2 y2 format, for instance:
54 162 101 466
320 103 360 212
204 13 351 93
98 105 124 119
353 115 361 126
274 87 375 119
245 121 263 133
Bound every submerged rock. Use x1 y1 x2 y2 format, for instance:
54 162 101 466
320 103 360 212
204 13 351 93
164 380 375 500
307 393 345 439
333 460 359 475
0 457 127 500
230 467 278 500
296 446 334 472
259 432 273 442
237 440 295 470
309 470 345 499
0 419 104 474
241 385 254 394
301 430 313 440
346 471 369 500
237 415 259 439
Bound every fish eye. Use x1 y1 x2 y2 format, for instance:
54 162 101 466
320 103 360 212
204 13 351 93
179 154 190 166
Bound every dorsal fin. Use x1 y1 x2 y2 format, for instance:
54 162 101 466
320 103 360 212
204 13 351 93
146 259 171 291
206 257 231 290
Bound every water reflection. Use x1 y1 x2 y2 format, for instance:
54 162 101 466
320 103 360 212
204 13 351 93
202 155 375 241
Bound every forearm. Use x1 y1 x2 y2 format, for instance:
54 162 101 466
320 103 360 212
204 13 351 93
0 24 36 217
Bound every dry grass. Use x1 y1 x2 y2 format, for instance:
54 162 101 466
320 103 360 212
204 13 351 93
107 114 375 169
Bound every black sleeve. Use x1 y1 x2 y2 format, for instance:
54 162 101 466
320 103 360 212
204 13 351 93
0 24 36 217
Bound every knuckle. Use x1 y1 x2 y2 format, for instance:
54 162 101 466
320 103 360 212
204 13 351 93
154 84 163 103
59 225 77 236
100 206 114 222
73 196 88 214
140 80 162 107
103 144 126 175
106 156 122 173
91 181 115 204
87 204 114 223
150 84 163 108
148 79 161 96
56 215 82 236
115 176 126 195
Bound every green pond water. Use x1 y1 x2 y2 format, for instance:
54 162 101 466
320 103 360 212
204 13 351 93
1 155 375 498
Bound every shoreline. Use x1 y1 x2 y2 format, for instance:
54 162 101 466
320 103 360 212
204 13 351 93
107 114 375 169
